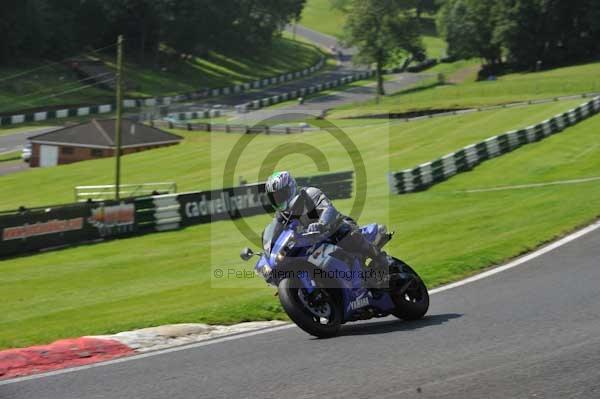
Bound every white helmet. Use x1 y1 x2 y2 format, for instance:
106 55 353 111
265 171 298 211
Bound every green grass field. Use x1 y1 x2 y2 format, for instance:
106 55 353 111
1 98 598 349
0 100 583 211
329 62 600 118
0 63 114 114
299 0 349 39
117 36 324 98
300 1 447 60
0 151 20 162
0 37 323 114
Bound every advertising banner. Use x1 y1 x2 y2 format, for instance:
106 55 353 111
0 171 353 257
0 199 137 258
178 171 354 227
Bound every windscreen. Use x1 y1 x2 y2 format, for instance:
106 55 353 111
262 218 284 255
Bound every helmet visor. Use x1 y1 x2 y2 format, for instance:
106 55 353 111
267 186 292 210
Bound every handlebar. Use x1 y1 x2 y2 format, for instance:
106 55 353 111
299 230 328 245
301 231 321 237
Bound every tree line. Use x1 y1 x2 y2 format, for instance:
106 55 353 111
0 0 305 64
336 0 599 95
438 0 600 70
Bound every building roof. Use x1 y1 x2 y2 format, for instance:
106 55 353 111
28 119 182 149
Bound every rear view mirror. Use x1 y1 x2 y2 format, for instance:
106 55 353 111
240 247 254 261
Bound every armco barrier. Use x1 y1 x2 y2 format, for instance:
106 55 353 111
0 56 325 127
388 96 600 194
0 171 353 257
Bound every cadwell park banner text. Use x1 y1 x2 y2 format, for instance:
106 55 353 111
0 171 353 258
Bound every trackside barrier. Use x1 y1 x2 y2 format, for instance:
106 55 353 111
164 109 221 122
0 57 325 127
150 119 317 134
160 93 600 133
0 171 352 258
75 183 177 202
0 199 137 258
234 70 377 114
388 96 600 194
177 171 353 227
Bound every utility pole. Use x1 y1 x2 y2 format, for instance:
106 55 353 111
115 35 124 201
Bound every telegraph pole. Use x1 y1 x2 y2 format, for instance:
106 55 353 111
115 35 124 201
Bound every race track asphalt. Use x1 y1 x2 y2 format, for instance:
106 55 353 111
3 224 599 398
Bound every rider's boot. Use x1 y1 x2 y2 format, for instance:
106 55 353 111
338 229 391 289
366 246 391 289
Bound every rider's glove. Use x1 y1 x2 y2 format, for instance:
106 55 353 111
307 222 325 233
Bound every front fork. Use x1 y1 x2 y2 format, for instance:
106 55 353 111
298 270 316 295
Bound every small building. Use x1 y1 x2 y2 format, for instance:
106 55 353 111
28 119 182 167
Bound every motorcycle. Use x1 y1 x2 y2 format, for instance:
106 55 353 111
240 214 429 338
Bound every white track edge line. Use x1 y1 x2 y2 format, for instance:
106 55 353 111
2 219 600 386
429 219 600 294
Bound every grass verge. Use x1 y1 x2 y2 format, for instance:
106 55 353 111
0 102 598 349
0 100 583 211
0 37 324 114
329 62 600 118
0 152 20 163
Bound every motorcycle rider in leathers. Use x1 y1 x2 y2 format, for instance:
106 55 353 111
265 171 390 287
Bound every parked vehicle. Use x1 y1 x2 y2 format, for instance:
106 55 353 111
241 213 429 338
21 143 32 162
162 116 180 124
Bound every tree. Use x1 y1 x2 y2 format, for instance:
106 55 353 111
101 0 168 64
0 0 308 65
494 0 600 69
0 0 48 62
438 0 600 70
437 0 502 65
416 0 441 18
343 0 423 95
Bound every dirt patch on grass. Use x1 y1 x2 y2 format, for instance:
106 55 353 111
447 64 481 84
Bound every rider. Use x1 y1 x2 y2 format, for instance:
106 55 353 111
264 171 390 284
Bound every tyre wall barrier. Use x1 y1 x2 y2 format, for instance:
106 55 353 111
388 96 600 194
0 171 352 258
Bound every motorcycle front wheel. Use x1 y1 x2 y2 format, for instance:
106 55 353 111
278 277 342 338
390 260 429 321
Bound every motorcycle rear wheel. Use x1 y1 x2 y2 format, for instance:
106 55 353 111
278 277 342 338
390 260 429 321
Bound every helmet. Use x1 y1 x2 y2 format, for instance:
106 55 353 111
265 171 297 211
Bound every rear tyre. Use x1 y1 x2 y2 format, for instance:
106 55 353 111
390 260 429 321
278 277 342 338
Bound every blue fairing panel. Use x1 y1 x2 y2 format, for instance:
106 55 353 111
255 255 269 272
359 224 379 243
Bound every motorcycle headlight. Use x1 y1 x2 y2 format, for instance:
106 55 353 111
260 264 272 277
276 252 285 263
274 237 294 264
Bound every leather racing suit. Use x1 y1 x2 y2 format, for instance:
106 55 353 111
275 186 387 263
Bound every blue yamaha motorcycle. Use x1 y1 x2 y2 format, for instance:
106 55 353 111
240 217 429 338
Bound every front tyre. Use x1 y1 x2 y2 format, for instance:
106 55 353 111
278 277 342 338
390 260 429 321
